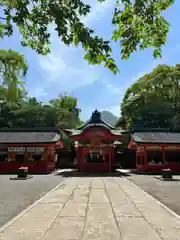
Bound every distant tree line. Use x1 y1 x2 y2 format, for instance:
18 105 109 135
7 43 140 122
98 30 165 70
0 89 83 130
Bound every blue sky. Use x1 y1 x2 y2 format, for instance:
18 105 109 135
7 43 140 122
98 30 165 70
1 0 180 120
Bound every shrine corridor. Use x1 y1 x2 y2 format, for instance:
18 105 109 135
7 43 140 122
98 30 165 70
0 176 180 240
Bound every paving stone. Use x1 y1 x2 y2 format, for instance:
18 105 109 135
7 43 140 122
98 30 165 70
40 182 75 204
117 216 161 240
43 217 84 240
89 189 109 203
41 194 70 204
0 203 63 240
156 227 180 240
69 188 90 202
75 178 91 189
91 178 104 189
83 203 120 240
104 178 119 189
59 201 87 217
83 220 121 240
112 202 141 217
108 190 133 203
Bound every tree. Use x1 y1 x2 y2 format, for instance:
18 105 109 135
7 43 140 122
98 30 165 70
118 64 180 129
0 91 83 129
0 49 28 102
50 93 82 128
0 0 174 74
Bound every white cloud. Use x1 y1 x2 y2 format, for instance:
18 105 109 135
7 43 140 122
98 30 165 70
39 54 66 74
82 0 114 25
104 84 121 95
39 52 99 90
38 0 113 92
28 87 47 98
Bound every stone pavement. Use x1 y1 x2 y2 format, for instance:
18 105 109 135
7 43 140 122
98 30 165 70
0 176 180 240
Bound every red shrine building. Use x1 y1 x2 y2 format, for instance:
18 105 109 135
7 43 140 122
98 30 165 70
128 130 180 173
0 128 63 173
66 110 123 173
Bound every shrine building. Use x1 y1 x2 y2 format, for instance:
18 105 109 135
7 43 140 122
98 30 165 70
66 109 124 173
128 129 180 173
0 128 63 173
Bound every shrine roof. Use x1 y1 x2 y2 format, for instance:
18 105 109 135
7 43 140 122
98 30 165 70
132 132 180 144
0 128 61 144
66 127 123 136
77 109 115 130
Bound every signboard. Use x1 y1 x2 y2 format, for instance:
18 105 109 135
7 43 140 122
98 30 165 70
146 146 162 150
8 147 25 152
137 146 144 152
164 146 180 150
137 147 144 152
8 147 44 152
27 147 44 152
137 147 144 150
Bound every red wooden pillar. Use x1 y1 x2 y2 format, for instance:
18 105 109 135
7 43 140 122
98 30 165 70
136 151 138 167
111 146 115 166
80 147 84 172
162 147 166 164
27 152 31 161
109 148 111 172
144 148 147 166
76 147 81 171
76 147 79 169
9 152 13 161
139 151 142 165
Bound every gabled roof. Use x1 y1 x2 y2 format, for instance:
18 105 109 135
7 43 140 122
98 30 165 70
65 127 123 137
132 132 180 144
77 109 115 130
0 128 61 144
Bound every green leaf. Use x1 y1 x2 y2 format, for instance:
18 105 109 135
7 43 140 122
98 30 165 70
0 0 175 75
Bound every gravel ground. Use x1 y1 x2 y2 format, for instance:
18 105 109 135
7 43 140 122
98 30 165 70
0 174 65 228
127 174 180 216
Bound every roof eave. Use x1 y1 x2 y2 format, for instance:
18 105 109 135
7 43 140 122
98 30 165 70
5 141 59 144
133 141 180 144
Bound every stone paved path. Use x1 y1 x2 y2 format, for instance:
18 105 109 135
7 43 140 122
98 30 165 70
0 176 180 240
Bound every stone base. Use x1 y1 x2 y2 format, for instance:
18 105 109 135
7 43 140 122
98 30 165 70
10 176 33 180
155 177 179 181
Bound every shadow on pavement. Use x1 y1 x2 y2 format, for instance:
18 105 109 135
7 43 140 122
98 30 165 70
53 169 131 178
